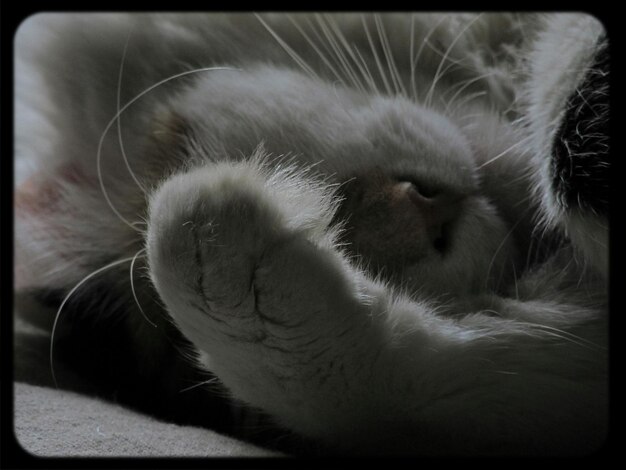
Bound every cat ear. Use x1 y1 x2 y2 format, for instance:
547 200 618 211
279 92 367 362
553 38 608 276
551 38 608 221
524 14 609 275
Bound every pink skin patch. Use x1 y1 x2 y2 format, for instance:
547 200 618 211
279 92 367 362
15 163 98 289
16 163 94 213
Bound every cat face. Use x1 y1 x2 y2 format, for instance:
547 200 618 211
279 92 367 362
159 66 517 298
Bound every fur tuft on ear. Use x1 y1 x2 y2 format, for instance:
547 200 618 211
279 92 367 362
519 13 608 276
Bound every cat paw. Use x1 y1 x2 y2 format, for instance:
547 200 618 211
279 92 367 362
146 157 351 349
146 157 380 431
146 158 375 426
147 162 277 334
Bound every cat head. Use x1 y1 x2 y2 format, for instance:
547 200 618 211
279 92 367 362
153 66 517 298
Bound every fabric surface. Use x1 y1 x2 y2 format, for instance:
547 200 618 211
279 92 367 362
13 312 282 458
13 383 279 457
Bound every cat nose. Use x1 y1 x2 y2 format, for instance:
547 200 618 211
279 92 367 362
400 182 463 252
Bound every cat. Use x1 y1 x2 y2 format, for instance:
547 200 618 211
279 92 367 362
14 12 609 455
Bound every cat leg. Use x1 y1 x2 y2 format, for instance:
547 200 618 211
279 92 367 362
146 153 605 454
146 154 394 443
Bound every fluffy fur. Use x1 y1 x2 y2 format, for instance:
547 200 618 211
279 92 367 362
15 13 608 455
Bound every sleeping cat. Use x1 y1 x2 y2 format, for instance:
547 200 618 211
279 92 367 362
14 13 609 455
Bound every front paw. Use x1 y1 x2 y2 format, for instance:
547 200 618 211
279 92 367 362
147 162 286 338
145 158 378 431
146 157 347 342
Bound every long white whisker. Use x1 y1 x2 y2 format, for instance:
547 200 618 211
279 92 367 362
97 66 240 232
410 15 447 102
424 14 483 108
315 14 365 94
448 90 488 116
299 15 346 80
409 14 416 100
374 14 408 97
484 214 525 292
444 71 495 114
476 133 535 170
130 248 157 328
313 14 356 89
286 14 345 86
455 110 491 126
361 14 393 96
516 321 605 351
373 14 399 96
352 45 380 94
117 29 147 194
255 14 319 80
50 256 138 388
512 262 520 300
430 59 465 108
325 15 377 94
423 35 475 72
179 376 221 393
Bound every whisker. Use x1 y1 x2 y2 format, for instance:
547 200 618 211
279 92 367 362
97 66 240 232
351 45 380 94
424 14 483 108
129 248 157 328
422 35 475 72
428 60 468 109
444 71 495 114
299 15 348 83
512 262 520 300
255 14 319 80
525 233 538 272
409 14 416 99
117 28 148 195
476 133 535 170
360 14 393 96
131 220 148 228
50 256 138 388
455 110 492 126
325 15 378 94
179 376 221 393
286 14 345 87
312 15 355 89
374 14 408 97
315 14 365 94
448 90 488 116
410 15 448 102
484 209 528 292
516 321 605 351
